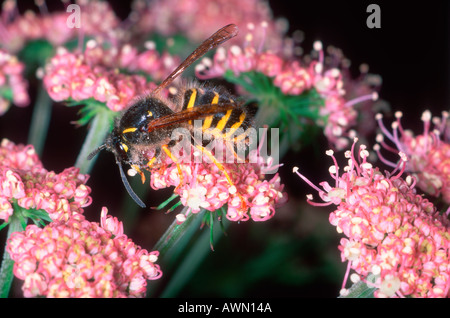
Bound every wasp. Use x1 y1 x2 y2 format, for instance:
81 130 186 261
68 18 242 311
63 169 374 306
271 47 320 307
88 24 257 209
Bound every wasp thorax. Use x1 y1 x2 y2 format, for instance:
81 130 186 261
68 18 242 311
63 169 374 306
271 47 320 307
119 97 176 145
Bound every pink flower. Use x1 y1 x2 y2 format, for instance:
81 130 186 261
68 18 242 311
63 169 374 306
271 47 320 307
148 140 287 222
0 49 29 115
0 1 120 53
83 39 179 83
131 0 285 46
6 210 162 298
195 24 271 80
308 42 380 150
273 61 313 95
295 138 450 298
0 196 13 222
100 207 123 237
43 46 157 112
256 52 284 77
376 110 450 204
0 139 92 223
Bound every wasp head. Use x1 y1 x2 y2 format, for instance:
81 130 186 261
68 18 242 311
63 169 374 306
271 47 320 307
87 128 146 208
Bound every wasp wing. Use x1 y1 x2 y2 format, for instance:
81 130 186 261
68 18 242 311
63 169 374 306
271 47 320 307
152 24 238 95
146 102 244 132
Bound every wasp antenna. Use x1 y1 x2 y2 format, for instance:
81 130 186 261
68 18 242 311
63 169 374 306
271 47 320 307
117 161 146 208
87 144 107 160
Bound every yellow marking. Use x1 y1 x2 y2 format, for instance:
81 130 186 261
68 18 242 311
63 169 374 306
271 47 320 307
131 164 146 184
121 143 128 152
202 92 219 130
233 128 250 142
202 116 214 130
187 89 197 125
194 144 247 210
225 112 246 138
147 157 157 168
216 109 232 131
147 111 153 117
162 145 183 187
122 127 137 134
187 89 197 109
131 164 141 172
212 92 220 104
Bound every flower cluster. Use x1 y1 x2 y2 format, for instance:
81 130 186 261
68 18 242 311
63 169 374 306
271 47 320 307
82 39 179 84
6 207 162 298
148 141 287 222
0 49 29 115
196 27 380 150
0 1 120 53
0 138 91 223
130 0 285 46
294 138 450 298
376 110 450 204
42 46 158 112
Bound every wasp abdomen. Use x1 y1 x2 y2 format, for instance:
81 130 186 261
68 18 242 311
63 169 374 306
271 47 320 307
182 87 255 137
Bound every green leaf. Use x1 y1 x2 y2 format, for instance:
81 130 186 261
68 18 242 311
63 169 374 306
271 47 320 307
17 39 55 76
74 105 117 175
25 209 53 225
65 98 116 128
0 222 9 232
156 194 180 210
0 87 13 102
222 70 330 155
0 213 26 298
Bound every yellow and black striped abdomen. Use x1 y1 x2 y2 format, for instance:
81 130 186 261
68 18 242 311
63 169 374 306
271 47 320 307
182 87 256 140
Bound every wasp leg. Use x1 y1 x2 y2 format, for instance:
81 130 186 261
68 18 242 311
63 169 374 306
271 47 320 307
230 129 254 163
131 164 146 184
146 147 161 170
194 144 247 211
146 157 157 168
223 139 249 164
161 144 184 188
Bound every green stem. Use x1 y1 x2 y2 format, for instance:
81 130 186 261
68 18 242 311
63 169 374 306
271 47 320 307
27 83 52 156
147 209 230 297
159 217 228 297
0 214 25 298
152 208 203 256
146 210 206 297
254 101 280 129
74 109 112 175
